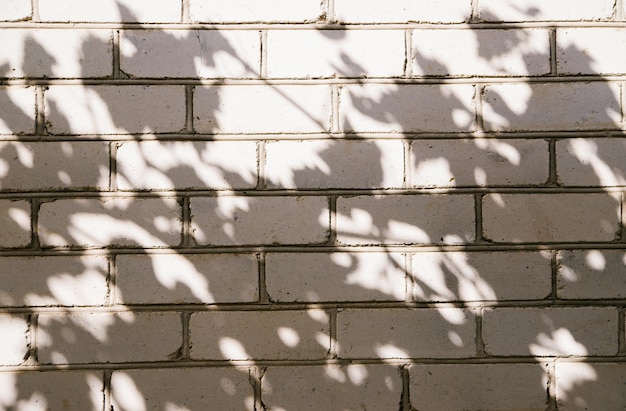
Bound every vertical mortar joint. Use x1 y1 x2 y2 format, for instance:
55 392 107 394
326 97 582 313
258 252 271 303
549 27 558 76
399 364 411 411
474 307 486 358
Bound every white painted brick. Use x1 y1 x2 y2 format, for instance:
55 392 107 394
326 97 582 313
262 365 402 410
38 311 182 364
340 84 475 133
413 29 550 76
337 308 475 358
190 310 330 360
264 140 404 189
265 252 406 302
0 199 30 248
336 195 475 245
483 307 618 356
0 255 108 307
0 371 103 410
267 30 405 78
120 30 260 78
190 196 329 246
39 0 181 22
482 83 621 131
0 0 31 21
111 368 254 411
0 314 28 365
410 364 549 410
479 0 615 21
556 363 626 410
115 253 258 304
411 251 551 302
0 29 112 78
45 85 186 135
0 142 109 190
0 86 36 134
190 0 322 23
410 139 548 187
558 250 626 299
38 198 181 247
557 138 626 186
194 85 331 133
482 193 620 243
335 0 470 23
558 29 626 75
116 141 257 190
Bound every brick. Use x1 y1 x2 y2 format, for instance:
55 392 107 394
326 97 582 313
264 140 404 189
556 138 626 186
111 368 253 411
413 29 550 76
0 86 36 134
116 141 257 190
0 29 112 78
39 0 181 22
556 363 626 410
410 139 548 187
190 196 329 246
0 0 31 21
38 311 182 364
194 85 331 133
410 363 549 410
482 83 621 131
38 197 182 247
0 314 28 365
45 85 186 135
266 30 405 78
265 252 406 302
336 195 475 245
483 307 618 356
0 371 104 410
190 310 330 360
0 255 108 307
115 253 258 304
190 0 322 23
479 0 614 21
262 365 402 410
411 251 551 302
0 142 109 191
558 28 626 75
337 308 476 358
120 30 260 78
558 250 626 299
340 84 475 133
0 199 31 248
482 193 620 243
335 0 470 23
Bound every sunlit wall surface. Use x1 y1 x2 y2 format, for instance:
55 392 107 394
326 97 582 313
0 0 625 409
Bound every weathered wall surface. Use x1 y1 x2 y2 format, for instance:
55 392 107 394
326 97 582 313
1 0 625 409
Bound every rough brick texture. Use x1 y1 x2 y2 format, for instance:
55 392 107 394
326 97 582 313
482 307 619 356
1 1 625 409
189 310 330 360
410 364 549 410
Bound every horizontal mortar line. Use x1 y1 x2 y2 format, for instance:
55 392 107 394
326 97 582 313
0 186 623 199
2 242 626 257
1 300 624 315
1 75 624 86
3 130 626 142
2 21 626 30
1 356 624 373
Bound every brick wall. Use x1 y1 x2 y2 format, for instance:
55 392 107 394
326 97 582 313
1 1 625 410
